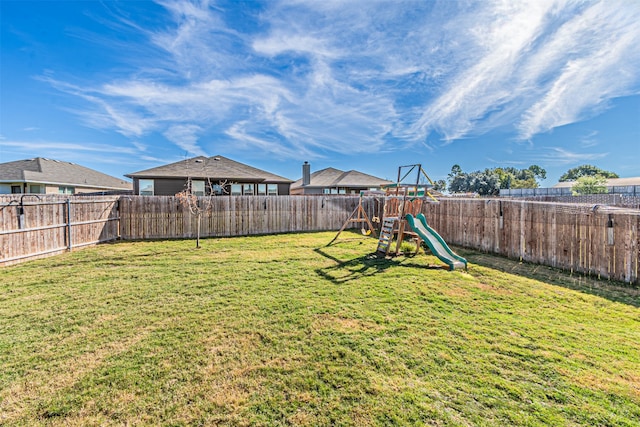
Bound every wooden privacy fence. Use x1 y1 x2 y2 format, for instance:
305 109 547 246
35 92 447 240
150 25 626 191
119 195 383 240
1 195 638 284
0 195 120 265
421 199 639 284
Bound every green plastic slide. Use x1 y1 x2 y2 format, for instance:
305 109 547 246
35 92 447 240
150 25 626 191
405 213 467 270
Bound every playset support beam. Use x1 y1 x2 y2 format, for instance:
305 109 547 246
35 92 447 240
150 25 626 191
328 192 378 245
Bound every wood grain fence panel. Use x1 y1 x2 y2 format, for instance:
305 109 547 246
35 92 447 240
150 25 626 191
533 205 544 265
509 201 522 260
0 195 119 265
2 195 638 284
497 200 511 259
621 214 637 283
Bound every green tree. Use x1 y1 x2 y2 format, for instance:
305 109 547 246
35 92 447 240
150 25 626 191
449 165 546 194
527 165 547 181
495 165 546 189
447 167 499 196
560 165 618 182
469 171 500 196
432 179 447 192
571 175 608 195
448 164 463 180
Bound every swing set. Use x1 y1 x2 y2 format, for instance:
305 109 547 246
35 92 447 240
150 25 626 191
327 190 380 245
328 164 438 248
376 164 438 255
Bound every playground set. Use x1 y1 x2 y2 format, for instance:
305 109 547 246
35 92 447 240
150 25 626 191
330 164 467 271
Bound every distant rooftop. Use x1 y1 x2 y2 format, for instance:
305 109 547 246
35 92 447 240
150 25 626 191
126 155 292 183
291 167 392 189
0 157 132 190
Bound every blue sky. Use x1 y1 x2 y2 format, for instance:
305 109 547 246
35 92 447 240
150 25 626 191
1 0 639 185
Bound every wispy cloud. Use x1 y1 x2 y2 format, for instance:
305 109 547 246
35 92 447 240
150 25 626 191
412 0 640 143
1 139 138 155
40 0 640 161
487 157 527 167
579 131 599 148
163 124 206 156
517 1 640 140
0 139 149 173
528 147 609 166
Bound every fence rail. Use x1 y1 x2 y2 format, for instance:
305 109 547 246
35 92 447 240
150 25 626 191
1 195 638 284
118 195 382 240
421 199 639 284
0 195 120 265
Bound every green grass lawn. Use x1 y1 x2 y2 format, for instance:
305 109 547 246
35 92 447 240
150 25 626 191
1 231 638 426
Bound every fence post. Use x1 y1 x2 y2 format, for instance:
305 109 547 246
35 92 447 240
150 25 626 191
66 198 72 251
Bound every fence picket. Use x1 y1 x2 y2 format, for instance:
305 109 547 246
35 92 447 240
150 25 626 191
1 195 638 284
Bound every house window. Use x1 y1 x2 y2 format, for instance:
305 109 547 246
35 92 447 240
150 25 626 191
59 186 75 194
29 185 42 194
192 180 205 196
257 184 267 195
323 188 330 194
267 184 278 196
339 188 346 194
212 184 224 195
243 184 254 195
231 184 242 195
11 185 22 194
330 188 338 195
139 179 154 196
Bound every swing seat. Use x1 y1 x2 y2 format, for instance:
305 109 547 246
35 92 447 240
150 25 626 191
361 228 372 236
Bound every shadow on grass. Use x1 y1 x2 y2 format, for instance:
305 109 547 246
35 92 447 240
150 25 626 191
463 250 640 308
314 246 446 285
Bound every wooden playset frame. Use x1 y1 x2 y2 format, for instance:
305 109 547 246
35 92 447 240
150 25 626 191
376 164 438 256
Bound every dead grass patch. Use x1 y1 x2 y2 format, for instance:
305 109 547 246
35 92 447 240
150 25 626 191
311 313 383 333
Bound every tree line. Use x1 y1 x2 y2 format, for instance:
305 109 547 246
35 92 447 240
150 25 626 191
433 164 619 196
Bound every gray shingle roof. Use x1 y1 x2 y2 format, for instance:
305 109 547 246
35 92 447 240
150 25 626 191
0 158 132 190
126 155 292 183
291 167 392 189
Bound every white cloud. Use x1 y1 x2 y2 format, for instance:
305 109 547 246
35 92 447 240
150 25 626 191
163 124 206 156
225 121 309 159
579 131 599 148
1 139 137 154
40 0 640 160
530 147 609 166
487 157 527 166
253 33 340 59
409 0 640 143
410 0 554 141
518 1 640 139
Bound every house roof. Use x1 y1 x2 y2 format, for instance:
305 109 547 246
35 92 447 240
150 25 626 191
291 167 393 189
552 177 640 188
0 158 132 190
126 155 293 183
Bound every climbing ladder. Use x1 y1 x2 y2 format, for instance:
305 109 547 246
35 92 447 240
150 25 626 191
376 217 397 255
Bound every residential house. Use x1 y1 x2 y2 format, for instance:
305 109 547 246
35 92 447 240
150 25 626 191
0 157 132 195
126 155 293 196
290 162 393 195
